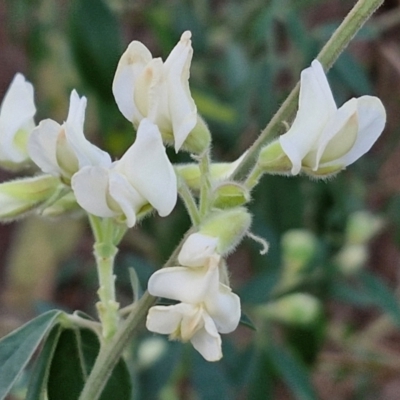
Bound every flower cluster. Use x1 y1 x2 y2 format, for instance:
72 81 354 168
0 31 199 226
146 233 241 361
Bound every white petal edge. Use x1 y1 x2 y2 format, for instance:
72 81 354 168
279 60 337 175
146 304 187 335
178 232 219 267
117 119 177 216
112 41 153 123
71 166 116 218
336 95 386 167
28 119 62 176
0 73 36 162
147 263 218 304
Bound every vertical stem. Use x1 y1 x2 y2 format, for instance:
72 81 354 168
178 179 201 226
231 0 384 181
94 242 119 341
199 150 212 217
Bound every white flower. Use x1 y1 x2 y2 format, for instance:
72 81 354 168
112 31 197 152
0 73 36 167
178 232 219 267
146 255 241 362
71 119 177 227
279 60 386 176
28 90 111 181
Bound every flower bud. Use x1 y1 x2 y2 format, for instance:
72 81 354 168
179 115 211 154
345 211 384 245
199 207 251 254
176 153 246 191
335 244 367 275
212 182 250 209
40 191 81 217
258 141 292 175
0 174 60 220
281 229 318 274
257 293 322 326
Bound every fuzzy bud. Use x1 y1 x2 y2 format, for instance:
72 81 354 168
212 182 250 209
199 207 251 255
0 174 60 220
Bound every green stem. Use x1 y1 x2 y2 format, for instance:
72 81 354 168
79 228 195 400
232 0 384 181
178 179 201 226
94 242 119 341
199 150 212 217
244 164 264 191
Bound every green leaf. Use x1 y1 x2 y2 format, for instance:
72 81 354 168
68 0 122 101
0 310 62 400
192 350 231 400
129 267 143 303
360 271 400 327
268 344 317 400
26 326 62 400
47 328 131 400
240 312 257 331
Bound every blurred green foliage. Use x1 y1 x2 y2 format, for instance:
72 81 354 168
2 0 400 399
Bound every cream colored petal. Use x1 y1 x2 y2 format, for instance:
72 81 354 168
336 95 386 167
0 73 36 162
28 119 62 176
108 170 146 227
112 41 153 123
148 263 219 304
178 232 219 267
146 304 188 335
190 313 222 362
64 122 111 170
205 284 241 334
279 60 337 175
306 98 358 170
164 31 197 152
134 58 164 122
71 166 116 218
116 119 177 216
66 90 86 132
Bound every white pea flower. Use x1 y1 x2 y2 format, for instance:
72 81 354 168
112 31 197 152
71 119 177 228
146 255 241 362
178 232 219 267
279 60 386 176
28 90 111 182
0 73 36 168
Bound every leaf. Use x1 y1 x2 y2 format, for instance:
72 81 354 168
47 328 131 400
360 271 400 327
268 343 318 400
0 310 62 400
240 312 257 331
192 350 232 400
129 267 143 303
26 326 62 400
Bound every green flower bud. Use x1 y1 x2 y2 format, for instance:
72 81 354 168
258 140 292 174
179 115 211 154
212 182 250 209
257 293 322 326
175 154 246 191
336 244 367 275
0 174 60 220
346 211 384 245
41 191 81 217
199 207 251 254
281 229 318 274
